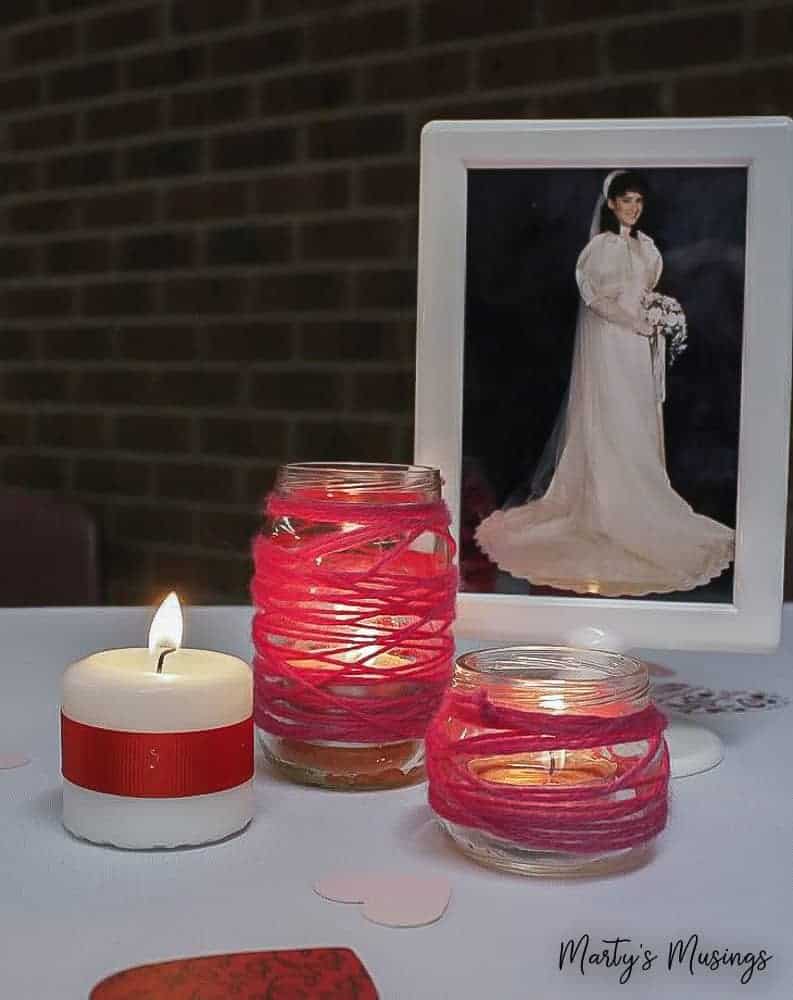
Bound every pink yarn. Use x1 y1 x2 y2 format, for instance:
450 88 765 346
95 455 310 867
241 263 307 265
426 688 669 854
252 493 457 743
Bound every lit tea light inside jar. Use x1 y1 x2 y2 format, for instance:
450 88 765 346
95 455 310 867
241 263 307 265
61 593 254 849
426 646 670 877
252 463 457 791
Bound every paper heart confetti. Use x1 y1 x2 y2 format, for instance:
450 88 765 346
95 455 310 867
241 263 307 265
314 872 451 928
0 753 31 769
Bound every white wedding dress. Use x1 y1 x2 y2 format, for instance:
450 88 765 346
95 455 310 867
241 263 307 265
475 226 735 597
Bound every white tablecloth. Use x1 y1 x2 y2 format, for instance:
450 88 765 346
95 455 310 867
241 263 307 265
1 605 791 999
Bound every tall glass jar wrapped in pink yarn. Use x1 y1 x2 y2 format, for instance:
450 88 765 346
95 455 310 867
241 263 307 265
252 463 457 790
426 647 670 876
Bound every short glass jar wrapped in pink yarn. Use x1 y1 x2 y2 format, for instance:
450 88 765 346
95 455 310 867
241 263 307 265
251 463 457 790
426 647 670 876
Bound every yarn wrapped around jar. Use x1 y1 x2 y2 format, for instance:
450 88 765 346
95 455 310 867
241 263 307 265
426 646 670 876
251 463 457 790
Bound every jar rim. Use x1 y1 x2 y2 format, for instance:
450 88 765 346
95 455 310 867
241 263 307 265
455 645 648 690
275 462 442 500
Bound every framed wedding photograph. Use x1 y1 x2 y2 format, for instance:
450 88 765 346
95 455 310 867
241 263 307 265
415 117 793 651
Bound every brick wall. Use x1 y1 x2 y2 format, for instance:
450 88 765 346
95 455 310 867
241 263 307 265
1 0 792 604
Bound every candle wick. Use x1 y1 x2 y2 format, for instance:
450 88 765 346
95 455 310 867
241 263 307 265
155 647 175 673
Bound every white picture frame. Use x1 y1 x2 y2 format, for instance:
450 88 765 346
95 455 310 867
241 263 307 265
414 117 793 652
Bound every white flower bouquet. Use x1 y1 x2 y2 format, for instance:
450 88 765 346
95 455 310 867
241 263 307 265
641 290 687 365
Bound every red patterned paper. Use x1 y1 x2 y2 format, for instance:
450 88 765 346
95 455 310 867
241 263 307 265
90 948 378 999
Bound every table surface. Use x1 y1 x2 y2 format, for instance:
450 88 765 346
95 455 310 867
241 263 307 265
1 605 791 1000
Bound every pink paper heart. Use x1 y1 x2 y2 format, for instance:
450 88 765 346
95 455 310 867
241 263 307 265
0 753 31 770
314 872 451 927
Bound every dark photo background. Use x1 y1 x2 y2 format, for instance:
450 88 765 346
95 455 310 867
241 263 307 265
461 167 747 601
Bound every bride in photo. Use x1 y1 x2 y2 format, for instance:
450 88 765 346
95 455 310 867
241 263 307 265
475 169 735 597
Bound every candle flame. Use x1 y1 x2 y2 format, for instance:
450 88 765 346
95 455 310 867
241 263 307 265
148 592 183 654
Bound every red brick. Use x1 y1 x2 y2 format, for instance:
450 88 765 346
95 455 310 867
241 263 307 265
9 199 75 233
3 368 71 402
201 416 288 457
36 411 105 448
210 127 297 171
85 5 161 52
9 112 76 150
350 370 413 413
0 76 41 112
209 29 302 76
0 412 31 447
260 69 353 116
755 6 793 57
197 510 258 550
81 281 156 316
3 453 68 491
207 224 292 267
147 370 239 407
124 139 201 179
308 7 409 59
355 268 415 309
170 84 252 128
126 46 207 90
0 244 38 279
0 330 36 360
256 170 349 214
418 96 527 122
421 1 535 43
50 0 120 12
46 238 111 274
675 65 793 115
114 415 193 453
155 462 233 502
119 233 196 270
308 114 405 159
72 369 150 405
609 14 743 72
11 23 75 66
300 218 401 260
1 161 41 197
74 458 151 496
50 61 118 102
149 552 250 604
166 181 249 221
293 419 394 463
301 320 413 362
205 322 293 361
85 99 161 141
38 327 110 359
82 190 156 228
250 371 344 411
541 0 669 24
115 504 193 545
0 1 43 25
5 286 74 318
242 464 278 505
163 276 251 314
364 52 469 102
256 272 347 311
117 326 197 361
479 33 598 89
360 164 417 206
539 82 664 118
172 0 251 33
47 150 115 189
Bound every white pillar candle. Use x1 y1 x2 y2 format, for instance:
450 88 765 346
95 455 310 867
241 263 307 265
61 594 253 849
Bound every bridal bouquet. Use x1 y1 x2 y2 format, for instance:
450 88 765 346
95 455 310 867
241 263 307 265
641 290 687 364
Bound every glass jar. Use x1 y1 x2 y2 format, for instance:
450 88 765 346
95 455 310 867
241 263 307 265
426 646 669 876
252 462 456 790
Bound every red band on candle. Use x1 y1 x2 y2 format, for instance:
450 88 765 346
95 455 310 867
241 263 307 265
61 713 253 798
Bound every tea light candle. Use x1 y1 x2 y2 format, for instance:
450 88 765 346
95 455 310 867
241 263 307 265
61 594 254 849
